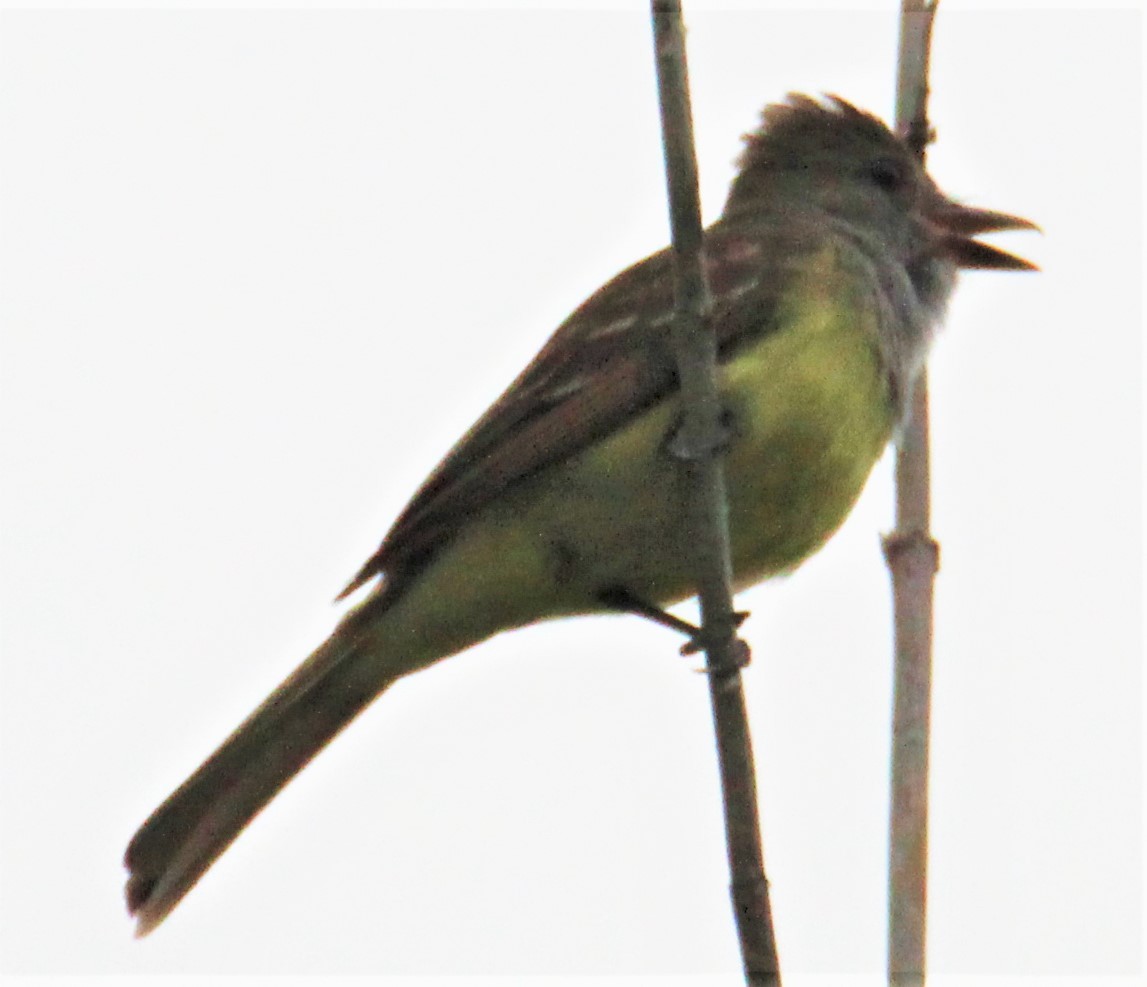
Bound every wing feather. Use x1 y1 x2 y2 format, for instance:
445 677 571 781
340 216 795 600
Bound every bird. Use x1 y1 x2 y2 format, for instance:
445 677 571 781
124 93 1035 936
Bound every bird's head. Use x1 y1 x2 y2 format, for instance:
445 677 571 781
723 94 1037 289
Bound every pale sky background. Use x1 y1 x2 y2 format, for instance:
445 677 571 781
0 2 1141 985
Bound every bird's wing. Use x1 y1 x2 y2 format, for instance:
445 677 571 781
340 218 796 600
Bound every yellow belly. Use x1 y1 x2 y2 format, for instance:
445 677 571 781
490 244 896 613
369 244 898 669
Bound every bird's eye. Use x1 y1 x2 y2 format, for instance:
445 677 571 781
867 158 906 192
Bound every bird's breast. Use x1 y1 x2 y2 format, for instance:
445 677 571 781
431 247 901 622
718 280 896 589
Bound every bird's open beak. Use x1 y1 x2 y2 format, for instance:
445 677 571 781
930 201 1040 271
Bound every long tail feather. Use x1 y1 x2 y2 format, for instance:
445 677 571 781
124 616 394 936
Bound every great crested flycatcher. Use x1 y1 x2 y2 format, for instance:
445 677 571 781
125 94 1035 935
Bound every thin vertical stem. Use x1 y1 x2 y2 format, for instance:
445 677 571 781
885 4 940 986
650 3 779 983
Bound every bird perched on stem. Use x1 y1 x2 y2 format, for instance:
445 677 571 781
125 93 1035 936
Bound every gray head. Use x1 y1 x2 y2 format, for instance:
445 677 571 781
722 94 1036 415
724 94 1035 309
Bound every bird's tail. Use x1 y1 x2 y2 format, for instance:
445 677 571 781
125 500 574 936
124 607 397 936
123 560 517 939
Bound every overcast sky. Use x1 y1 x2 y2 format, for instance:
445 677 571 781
0 3 1141 985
